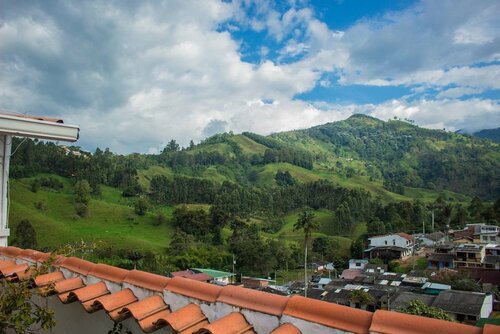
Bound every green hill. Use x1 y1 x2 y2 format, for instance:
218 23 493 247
7 114 499 269
9 177 174 253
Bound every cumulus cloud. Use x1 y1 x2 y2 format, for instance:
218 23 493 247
0 0 498 153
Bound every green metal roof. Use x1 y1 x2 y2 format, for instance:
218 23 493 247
191 268 235 278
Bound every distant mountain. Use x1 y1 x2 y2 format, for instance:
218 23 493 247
473 128 500 143
10 114 500 201
267 114 499 198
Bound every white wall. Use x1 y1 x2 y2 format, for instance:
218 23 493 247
369 235 410 248
480 294 493 319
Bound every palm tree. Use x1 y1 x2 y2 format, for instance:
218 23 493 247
293 211 319 298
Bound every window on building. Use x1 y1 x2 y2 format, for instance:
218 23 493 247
385 240 387 245
393 239 396 245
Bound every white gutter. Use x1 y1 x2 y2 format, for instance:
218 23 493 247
0 114 79 142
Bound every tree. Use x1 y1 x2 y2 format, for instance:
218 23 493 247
399 300 453 321
134 197 149 216
12 219 37 249
275 171 296 187
349 290 375 307
163 139 180 153
293 211 319 297
350 238 364 259
74 180 91 205
74 180 91 217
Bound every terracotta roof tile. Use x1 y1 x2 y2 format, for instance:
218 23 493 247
483 324 500 334
153 303 208 334
123 269 170 292
0 246 491 334
0 263 29 277
17 249 51 263
18 249 39 261
119 295 170 328
11 267 35 281
283 295 373 334
60 257 96 275
65 281 109 304
140 309 172 333
270 323 301 334
217 285 288 316
53 277 85 293
87 288 138 320
34 271 65 287
194 312 255 334
369 310 482 334
0 260 16 269
0 246 23 258
397 232 414 241
166 276 222 303
88 263 129 283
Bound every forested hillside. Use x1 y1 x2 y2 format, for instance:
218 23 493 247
473 127 500 143
7 115 500 275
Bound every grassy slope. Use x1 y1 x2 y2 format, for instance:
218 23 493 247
9 177 173 252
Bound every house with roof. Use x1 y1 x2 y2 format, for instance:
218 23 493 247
348 259 369 270
323 287 390 312
427 244 456 269
364 233 415 261
422 282 451 295
170 269 213 282
191 268 235 285
483 245 500 269
390 291 436 311
414 232 446 247
432 290 494 324
454 243 486 268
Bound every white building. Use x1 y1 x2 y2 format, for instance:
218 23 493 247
349 259 369 270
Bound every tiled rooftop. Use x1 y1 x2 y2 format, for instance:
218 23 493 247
1 246 499 334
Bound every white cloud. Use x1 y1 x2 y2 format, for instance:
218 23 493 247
0 0 498 153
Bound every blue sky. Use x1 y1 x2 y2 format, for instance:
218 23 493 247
0 0 499 153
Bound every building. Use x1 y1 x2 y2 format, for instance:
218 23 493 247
422 282 451 295
170 270 213 282
241 276 272 289
454 244 485 268
191 268 235 285
348 259 369 270
427 244 455 269
390 291 436 311
432 290 493 324
364 233 414 260
368 233 414 249
414 232 446 247
451 224 499 245
3 247 497 334
483 245 500 270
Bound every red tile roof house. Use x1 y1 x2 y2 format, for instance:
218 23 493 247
1 247 499 334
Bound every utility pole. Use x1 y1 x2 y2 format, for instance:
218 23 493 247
232 254 235 283
304 245 308 298
431 209 435 233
